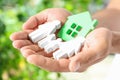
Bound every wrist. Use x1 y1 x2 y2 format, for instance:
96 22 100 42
111 31 120 53
107 0 120 11
92 9 120 31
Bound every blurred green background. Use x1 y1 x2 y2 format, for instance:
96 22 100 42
0 0 108 80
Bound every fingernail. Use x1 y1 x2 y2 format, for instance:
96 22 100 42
73 63 80 72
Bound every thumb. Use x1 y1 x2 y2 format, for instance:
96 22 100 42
22 12 47 30
69 48 96 72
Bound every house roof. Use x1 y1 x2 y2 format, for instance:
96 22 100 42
68 11 92 24
57 11 98 41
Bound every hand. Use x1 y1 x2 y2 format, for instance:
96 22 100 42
10 8 112 72
10 8 72 72
10 28 112 72
69 28 112 72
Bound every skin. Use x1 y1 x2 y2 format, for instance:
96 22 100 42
10 0 120 72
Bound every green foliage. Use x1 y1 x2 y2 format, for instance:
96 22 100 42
0 20 5 36
0 0 103 80
64 0 91 13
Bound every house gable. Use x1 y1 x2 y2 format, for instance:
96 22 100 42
57 11 98 41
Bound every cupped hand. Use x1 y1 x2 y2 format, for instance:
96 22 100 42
10 8 71 72
10 8 112 72
10 28 112 72
69 28 112 72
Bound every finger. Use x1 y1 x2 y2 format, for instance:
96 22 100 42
27 54 70 72
21 49 36 58
10 31 28 41
13 40 32 49
23 13 47 30
69 47 97 72
21 48 52 59
20 45 53 57
21 45 41 52
20 45 42 57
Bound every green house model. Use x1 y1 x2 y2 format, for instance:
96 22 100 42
57 11 98 41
